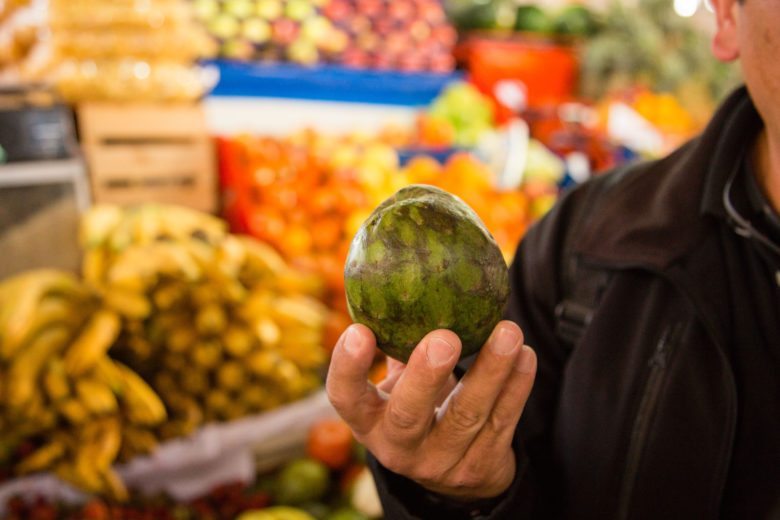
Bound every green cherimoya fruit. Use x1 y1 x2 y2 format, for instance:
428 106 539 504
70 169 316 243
344 184 510 363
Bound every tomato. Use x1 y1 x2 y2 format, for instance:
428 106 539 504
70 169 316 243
306 419 355 470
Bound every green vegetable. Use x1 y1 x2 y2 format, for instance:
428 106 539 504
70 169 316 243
274 458 330 506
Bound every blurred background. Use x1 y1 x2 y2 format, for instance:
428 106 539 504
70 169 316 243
0 0 739 518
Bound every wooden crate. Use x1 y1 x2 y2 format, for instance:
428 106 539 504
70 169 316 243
78 103 217 213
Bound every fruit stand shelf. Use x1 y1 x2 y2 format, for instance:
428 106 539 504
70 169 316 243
207 60 463 106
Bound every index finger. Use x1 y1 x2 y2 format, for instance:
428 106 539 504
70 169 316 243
326 324 384 436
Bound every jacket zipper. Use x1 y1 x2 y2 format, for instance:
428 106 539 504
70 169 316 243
617 321 685 520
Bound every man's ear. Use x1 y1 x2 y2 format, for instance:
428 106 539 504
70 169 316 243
711 0 740 61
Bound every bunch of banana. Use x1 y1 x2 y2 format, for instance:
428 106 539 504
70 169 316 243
80 204 329 440
0 270 167 499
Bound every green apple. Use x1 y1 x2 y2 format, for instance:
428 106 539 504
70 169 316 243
285 0 315 21
193 0 219 20
242 18 272 43
256 0 283 20
209 13 241 39
224 0 254 18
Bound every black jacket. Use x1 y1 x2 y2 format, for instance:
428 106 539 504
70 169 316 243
370 88 767 519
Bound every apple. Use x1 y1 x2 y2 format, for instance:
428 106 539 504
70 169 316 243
301 16 332 46
209 14 241 39
287 38 320 65
242 18 272 43
272 19 300 45
193 0 219 20
398 54 426 72
322 28 350 53
388 0 414 21
432 25 457 46
409 20 431 41
372 53 395 70
323 0 351 23
285 0 316 21
346 15 372 35
341 47 370 68
372 17 396 36
429 52 455 73
384 31 408 55
256 0 284 20
221 39 255 60
419 2 445 23
356 0 383 18
356 32 380 52
224 0 254 19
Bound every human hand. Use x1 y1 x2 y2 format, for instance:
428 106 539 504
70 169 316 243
326 321 537 501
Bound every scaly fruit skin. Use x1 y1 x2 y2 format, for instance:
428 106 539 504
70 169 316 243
64 309 121 377
344 184 510 362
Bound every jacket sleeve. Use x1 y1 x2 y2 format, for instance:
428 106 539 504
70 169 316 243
367 182 594 519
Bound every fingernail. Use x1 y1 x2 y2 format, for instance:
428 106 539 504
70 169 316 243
491 326 521 356
426 337 455 367
343 326 363 355
516 345 536 373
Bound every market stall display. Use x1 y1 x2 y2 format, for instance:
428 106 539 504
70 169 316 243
195 0 457 71
0 0 217 101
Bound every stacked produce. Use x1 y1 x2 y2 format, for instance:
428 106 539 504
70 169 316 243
3 419 380 520
0 0 216 101
0 270 167 500
323 0 456 72
194 0 456 71
80 204 328 438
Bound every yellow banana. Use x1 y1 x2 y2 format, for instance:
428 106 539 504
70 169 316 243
0 270 87 359
5 326 72 408
216 361 246 391
101 289 152 320
191 340 223 369
15 439 66 475
123 427 159 456
216 235 247 277
180 368 210 396
239 237 288 275
166 326 197 354
195 302 228 336
222 324 255 357
152 282 186 310
114 360 167 426
247 351 282 377
81 418 122 470
159 205 226 244
58 398 90 425
205 389 231 417
252 317 281 348
92 356 123 394
76 378 118 415
43 359 71 403
100 467 129 502
79 204 123 249
106 246 160 292
64 309 121 377
271 297 327 329
82 248 110 285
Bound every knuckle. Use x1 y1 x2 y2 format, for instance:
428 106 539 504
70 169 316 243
379 451 413 476
385 402 421 431
447 399 484 432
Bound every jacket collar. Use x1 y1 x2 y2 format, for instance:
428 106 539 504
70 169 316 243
574 87 764 271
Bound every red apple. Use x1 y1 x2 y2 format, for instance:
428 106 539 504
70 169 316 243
323 0 352 23
356 32 380 52
372 17 396 36
272 18 300 45
341 47 370 68
432 25 457 46
388 0 414 21
429 52 455 73
356 0 383 18
409 20 431 41
346 14 372 35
